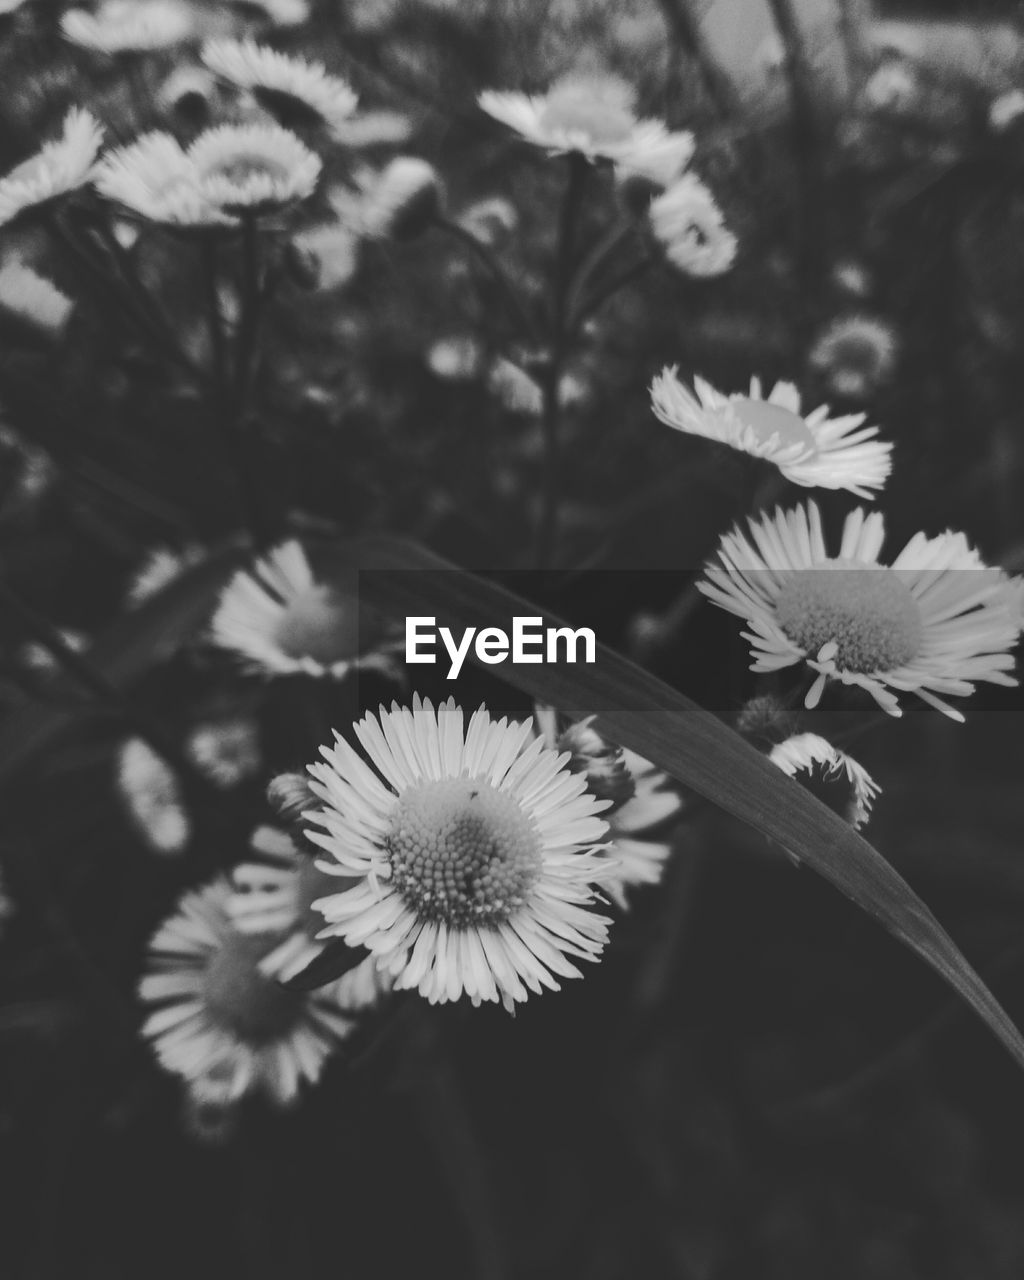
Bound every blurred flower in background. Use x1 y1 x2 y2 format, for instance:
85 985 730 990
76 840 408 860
647 174 737 277
0 109 103 228
809 314 899 401
115 737 190 856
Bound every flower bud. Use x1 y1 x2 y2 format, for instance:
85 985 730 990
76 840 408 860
557 717 635 808
267 771 317 824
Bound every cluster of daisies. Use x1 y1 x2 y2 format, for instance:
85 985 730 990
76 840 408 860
648 365 1023 729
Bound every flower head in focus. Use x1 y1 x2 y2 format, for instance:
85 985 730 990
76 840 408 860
532 706 684 908
648 173 737 277
769 732 879 829
116 737 190 855
209 539 398 680
61 0 193 52
0 109 103 228
700 501 1022 720
189 123 321 215
202 39 358 135
305 696 614 1010
139 877 357 1107
651 370 892 497
479 73 693 185
809 314 899 400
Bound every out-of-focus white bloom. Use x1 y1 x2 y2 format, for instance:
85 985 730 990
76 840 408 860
0 0 27 16
336 157 442 239
158 65 219 119
229 825 396 997
125 544 205 608
990 88 1024 132
61 0 193 52
305 696 614 1011
651 370 892 498
479 73 694 185
244 0 310 25
427 336 483 381
487 358 543 415
210 539 399 680
864 60 918 112
331 110 413 148
202 39 358 135
139 877 357 1107
0 109 103 228
116 737 190 855
0 260 73 335
292 222 359 289
700 501 1023 721
95 133 234 227
19 626 87 674
190 123 321 214
832 259 872 299
457 196 518 246
186 715 262 789
809 314 899 400
769 732 879 829
532 706 684 908
648 173 737 277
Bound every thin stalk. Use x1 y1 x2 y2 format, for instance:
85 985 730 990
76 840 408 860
0 580 211 800
202 236 228 388
533 152 589 570
569 253 653 333
563 221 636 324
433 216 538 341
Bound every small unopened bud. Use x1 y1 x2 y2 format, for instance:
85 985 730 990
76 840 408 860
557 717 635 808
267 771 317 824
735 695 799 747
369 157 444 240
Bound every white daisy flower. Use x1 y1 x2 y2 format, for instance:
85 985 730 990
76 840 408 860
478 73 694 185
292 221 359 289
94 132 235 227
0 1 27 17
209 539 399 680
0 260 73 335
427 336 483 381
532 706 684 909
243 0 310 25
189 122 321 214
648 173 737 278
116 737 190 855
229 825 395 997
0 108 103 228
304 696 614 1011
139 877 357 1107
990 88 1024 132
809 314 899 400
202 39 358 135
864 60 918 112
769 732 879 829
330 110 413 148
651 371 893 498
185 715 262 789
158 64 219 121
61 0 193 52
700 501 1023 720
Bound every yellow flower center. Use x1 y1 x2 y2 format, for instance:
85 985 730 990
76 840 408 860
385 778 542 927
204 933 303 1041
731 397 817 453
274 585 361 665
538 77 636 146
775 559 923 672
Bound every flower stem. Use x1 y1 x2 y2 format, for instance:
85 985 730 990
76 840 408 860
533 152 589 570
433 216 538 341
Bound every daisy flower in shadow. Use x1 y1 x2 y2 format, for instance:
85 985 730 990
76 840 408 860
139 877 357 1107
479 72 694 186
229 825 394 1000
95 132 237 228
189 124 320 216
769 732 879 830
209 539 400 680
0 108 103 228
202 38 358 135
651 370 892 497
532 706 684 909
304 696 614 1012
700 501 1022 720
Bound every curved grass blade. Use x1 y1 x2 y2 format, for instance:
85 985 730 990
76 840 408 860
0 542 248 783
323 534 1024 1070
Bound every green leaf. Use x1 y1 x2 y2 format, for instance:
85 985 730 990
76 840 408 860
0 542 248 784
323 534 1024 1070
